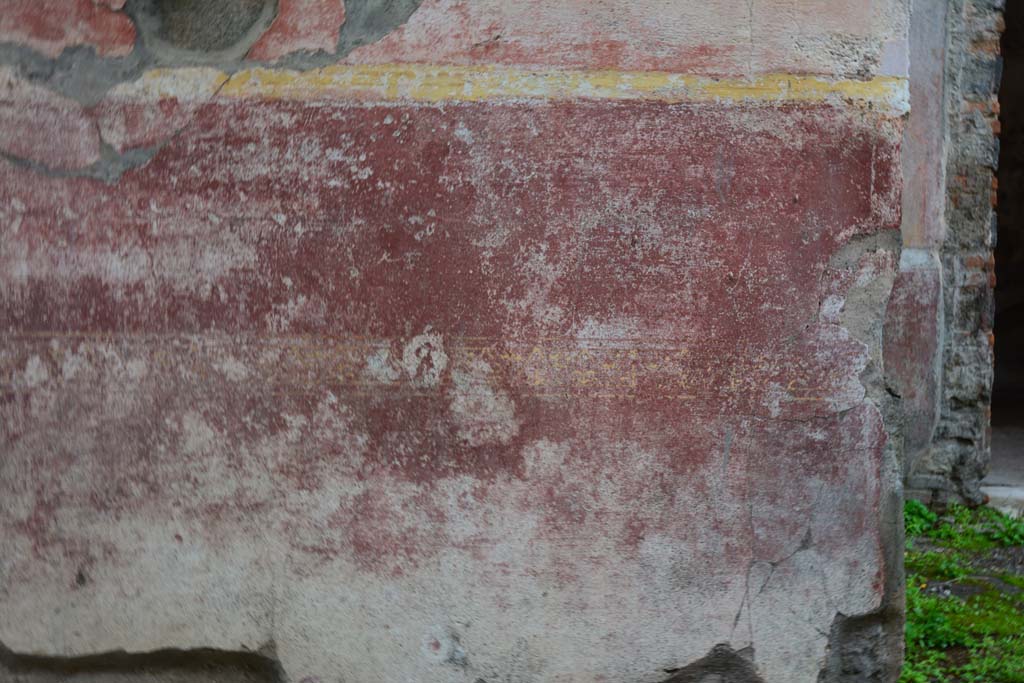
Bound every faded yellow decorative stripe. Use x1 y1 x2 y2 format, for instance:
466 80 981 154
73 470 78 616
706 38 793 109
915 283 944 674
137 64 909 114
220 64 909 113
107 67 229 100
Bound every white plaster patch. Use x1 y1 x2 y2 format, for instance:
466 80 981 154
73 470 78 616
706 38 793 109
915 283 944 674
448 357 519 447
106 68 228 101
501 243 567 328
264 294 328 333
22 355 49 388
421 627 466 664
521 438 572 477
60 347 87 381
362 346 402 384
878 39 910 78
1 221 257 291
402 331 449 388
820 294 846 323
453 121 475 145
899 247 941 271
214 356 250 381
180 411 219 456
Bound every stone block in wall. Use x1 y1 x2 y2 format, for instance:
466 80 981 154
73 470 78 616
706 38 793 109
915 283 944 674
957 106 1002 169
948 169 999 248
961 53 1003 100
966 0 1007 35
943 331 996 403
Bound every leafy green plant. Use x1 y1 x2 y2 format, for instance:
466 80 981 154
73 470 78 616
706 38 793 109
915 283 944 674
905 499 938 538
905 551 969 581
957 636 1024 683
984 514 1024 546
904 578 973 650
899 650 947 683
906 502 1024 550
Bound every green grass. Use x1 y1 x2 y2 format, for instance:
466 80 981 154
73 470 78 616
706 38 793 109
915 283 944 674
904 499 1024 551
904 550 970 581
901 501 1024 682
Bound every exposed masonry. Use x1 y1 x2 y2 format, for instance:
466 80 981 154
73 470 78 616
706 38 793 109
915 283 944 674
336 0 425 55
133 0 278 57
906 0 1003 506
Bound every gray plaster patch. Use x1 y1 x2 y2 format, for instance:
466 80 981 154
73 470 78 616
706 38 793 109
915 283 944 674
0 43 147 107
338 0 424 54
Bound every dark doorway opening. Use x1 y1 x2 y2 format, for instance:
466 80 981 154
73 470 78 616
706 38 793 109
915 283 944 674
993 0 1024 484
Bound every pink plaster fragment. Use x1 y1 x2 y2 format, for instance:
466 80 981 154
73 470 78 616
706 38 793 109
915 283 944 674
0 0 135 58
0 69 101 170
94 99 199 153
884 262 943 454
248 0 347 62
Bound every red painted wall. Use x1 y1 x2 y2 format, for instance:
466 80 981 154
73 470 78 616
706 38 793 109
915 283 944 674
0 2 909 681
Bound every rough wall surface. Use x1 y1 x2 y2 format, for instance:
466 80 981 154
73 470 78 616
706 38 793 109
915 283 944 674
0 2 909 682
900 0 1003 506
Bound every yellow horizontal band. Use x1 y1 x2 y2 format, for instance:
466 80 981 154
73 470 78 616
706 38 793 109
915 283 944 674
125 64 909 115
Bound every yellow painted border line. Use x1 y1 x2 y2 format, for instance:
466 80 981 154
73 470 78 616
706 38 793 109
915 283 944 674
133 64 909 114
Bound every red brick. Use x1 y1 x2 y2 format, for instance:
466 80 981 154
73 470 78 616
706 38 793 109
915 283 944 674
972 37 1001 54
